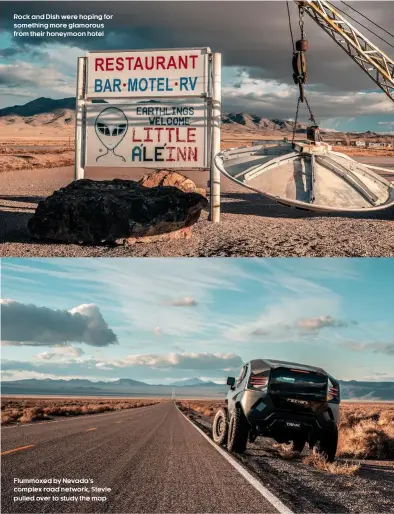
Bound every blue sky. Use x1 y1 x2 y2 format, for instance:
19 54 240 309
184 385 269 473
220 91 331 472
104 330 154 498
1 258 393 384
1 1 393 132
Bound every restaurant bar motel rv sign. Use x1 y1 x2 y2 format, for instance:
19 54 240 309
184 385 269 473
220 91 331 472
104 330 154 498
75 48 222 221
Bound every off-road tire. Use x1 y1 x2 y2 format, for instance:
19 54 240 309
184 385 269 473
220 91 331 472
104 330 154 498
292 437 306 453
212 407 228 446
316 427 338 462
227 407 249 454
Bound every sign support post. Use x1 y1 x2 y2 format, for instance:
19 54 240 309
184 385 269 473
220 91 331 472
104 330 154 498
209 53 221 223
74 57 86 180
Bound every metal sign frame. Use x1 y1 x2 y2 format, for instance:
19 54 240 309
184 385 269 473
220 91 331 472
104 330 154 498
74 47 221 222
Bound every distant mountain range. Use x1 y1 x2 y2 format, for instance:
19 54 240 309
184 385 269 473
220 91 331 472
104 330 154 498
222 112 307 132
2 377 393 401
0 97 391 140
0 377 225 398
0 97 76 117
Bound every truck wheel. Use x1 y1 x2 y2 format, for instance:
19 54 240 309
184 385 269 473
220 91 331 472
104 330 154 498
212 407 228 446
292 437 306 453
316 427 338 462
227 407 249 454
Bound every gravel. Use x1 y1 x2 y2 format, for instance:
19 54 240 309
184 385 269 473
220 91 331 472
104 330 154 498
184 410 394 514
1 161 394 257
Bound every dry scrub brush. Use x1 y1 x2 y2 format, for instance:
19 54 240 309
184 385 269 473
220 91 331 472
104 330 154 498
1 398 164 425
177 400 224 418
272 442 297 460
338 404 394 459
303 449 360 476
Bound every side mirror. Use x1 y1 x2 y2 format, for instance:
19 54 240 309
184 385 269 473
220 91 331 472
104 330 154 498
226 376 235 388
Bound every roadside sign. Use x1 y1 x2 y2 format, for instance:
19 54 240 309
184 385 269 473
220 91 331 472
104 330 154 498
75 48 222 221
86 49 209 98
85 102 208 168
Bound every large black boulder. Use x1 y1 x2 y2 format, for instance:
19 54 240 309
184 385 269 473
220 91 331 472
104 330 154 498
28 178 207 244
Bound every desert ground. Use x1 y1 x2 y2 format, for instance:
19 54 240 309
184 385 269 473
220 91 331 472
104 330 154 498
1 397 164 425
0 127 392 173
1 126 394 258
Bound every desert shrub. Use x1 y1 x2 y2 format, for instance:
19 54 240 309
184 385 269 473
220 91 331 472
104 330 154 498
378 410 394 426
19 407 48 423
303 449 360 475
81 404 111 414
338 420 394 459
273 442 297 460
0 398 163 424
177 401 224 419
339 408 381 429
1 412 11 425
1 408 20 424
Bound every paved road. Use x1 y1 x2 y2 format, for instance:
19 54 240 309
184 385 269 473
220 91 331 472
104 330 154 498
1 402 279 513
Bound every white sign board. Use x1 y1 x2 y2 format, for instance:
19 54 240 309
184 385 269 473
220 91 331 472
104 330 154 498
85 103 208 168
86 49 209 98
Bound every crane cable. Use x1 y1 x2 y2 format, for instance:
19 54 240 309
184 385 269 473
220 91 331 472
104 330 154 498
286 0 296 52
286 1 319 145
340 1 394 42
336 2 394 50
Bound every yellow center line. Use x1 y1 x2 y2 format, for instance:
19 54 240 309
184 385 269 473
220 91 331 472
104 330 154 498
115 421 122 424
86 428 97 432
1 444 35 456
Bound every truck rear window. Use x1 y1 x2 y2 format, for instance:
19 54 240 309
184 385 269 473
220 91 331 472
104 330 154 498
270 368 327 396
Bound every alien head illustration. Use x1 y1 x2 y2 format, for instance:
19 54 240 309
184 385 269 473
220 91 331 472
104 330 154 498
94 107 128 162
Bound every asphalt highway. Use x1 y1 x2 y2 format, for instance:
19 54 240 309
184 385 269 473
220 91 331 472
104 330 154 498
1 402 280 513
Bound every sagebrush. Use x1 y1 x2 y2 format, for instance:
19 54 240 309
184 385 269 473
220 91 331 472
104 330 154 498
1 397 164 425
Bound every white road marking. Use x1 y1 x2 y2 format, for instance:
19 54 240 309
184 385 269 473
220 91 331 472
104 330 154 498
177 406 293 514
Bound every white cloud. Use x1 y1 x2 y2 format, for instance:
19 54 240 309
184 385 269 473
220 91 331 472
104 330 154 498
1 259 251 340
99 352 243 370
249 316 349 337
363 372 394 382
297 316 349 332
154 326 162 336
343 341 394 355
165 297 198 307
1 300 117 347
36 346 85 362
221 67 393 121
0 45 84 102
0 370 110 382
0 61 74 95
225 293 341 343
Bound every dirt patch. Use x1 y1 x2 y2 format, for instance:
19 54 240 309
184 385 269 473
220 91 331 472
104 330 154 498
0 149 74 172
331 146 394 158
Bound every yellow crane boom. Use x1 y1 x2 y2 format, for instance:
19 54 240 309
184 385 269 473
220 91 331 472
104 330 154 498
295 0 394 102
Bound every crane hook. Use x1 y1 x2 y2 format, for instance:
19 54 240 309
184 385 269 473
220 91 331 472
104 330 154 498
292 38 308 102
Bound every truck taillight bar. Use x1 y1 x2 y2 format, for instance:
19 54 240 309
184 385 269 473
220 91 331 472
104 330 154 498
249 375 268 389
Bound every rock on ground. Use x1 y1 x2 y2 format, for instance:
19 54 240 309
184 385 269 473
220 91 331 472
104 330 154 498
27 177 207 244
139 169 207 197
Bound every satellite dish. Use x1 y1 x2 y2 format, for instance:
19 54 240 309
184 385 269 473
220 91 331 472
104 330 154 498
215 140 394 213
